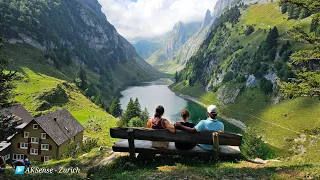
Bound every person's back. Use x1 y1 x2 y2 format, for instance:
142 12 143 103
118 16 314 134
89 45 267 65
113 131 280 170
194 118 224 150
174 105 224 151
175 109 196 150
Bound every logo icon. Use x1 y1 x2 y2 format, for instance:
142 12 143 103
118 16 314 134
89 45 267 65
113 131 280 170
15 166 25 175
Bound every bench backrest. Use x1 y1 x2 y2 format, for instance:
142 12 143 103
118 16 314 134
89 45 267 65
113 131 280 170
110 128 242 146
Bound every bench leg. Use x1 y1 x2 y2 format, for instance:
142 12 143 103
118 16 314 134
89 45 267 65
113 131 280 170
212 132 219 162
128 129 136 162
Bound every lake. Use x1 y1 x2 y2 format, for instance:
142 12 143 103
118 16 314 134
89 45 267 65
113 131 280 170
120 78 241 134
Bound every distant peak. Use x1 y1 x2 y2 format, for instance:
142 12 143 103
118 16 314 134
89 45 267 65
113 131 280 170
201 9 212 28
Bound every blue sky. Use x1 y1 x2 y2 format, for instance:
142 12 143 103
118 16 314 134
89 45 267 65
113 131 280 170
98 0 218 38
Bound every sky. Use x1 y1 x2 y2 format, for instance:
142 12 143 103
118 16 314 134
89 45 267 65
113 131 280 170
97 0 218 38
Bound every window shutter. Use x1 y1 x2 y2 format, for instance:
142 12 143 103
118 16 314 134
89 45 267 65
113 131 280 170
17 143 20 148
28 144 31 154
41 156 44 162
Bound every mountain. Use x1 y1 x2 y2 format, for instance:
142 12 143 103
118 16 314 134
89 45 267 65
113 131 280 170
0 0 160 106
132 21 201 63
170 1 320 172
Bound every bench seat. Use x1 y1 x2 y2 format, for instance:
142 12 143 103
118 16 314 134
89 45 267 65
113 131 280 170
113 139 242 157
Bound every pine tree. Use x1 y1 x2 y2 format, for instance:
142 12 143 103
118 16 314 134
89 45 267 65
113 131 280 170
266 26 279 50
75 66 87 89
133 98 141 117
140 107 150 123
287 4 295 19
299 8 310 19
278 0 320 98
175 71 179 82
280 3 288 14
310 14 319 33
0 37 16 108
119 98 135 127
109 98 122 117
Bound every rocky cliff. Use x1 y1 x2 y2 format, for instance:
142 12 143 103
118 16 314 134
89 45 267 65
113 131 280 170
0 0 159 91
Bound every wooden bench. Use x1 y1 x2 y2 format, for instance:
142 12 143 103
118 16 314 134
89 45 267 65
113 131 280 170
110 128 242 161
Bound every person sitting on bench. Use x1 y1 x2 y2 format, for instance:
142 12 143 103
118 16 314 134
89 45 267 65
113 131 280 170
147 105 175 148
174 105 224 151
174 109 196 150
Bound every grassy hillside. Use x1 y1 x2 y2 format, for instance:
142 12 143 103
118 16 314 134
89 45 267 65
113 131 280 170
3 43 118 146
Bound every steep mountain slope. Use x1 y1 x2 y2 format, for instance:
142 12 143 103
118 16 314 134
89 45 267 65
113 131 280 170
171 1 319 164
0 0 160 105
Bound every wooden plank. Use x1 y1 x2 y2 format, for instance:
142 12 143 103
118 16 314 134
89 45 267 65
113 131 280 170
213 132 219 161
110 128 242 146
112 139 242 157
127 128 135 161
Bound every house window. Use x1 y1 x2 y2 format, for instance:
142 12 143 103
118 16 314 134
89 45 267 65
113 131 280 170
4 154 10 161
41 144 49 151
41 133 46 139
13 154 24 160
44 156 52 162
20 142 28 149
30 148 39 155
24 132 29 138
33 124 38 129
76 142 80 149
31 137 39 144
71 137 75 142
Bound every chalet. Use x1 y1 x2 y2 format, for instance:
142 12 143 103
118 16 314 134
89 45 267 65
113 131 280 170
9 109 85 162
0 105 84 163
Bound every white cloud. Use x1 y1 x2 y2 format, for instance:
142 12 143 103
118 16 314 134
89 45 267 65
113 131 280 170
98 0 218 38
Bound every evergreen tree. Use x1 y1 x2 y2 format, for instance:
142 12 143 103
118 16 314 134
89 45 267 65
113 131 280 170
119 98 135 127
266 27 279 50
299 8 310 19
75 66 87 89
133 98 141 118
140 107 150 123
175 71 179 82
278 0 320 98
310 14 319 33
108 98 122 117
0 37 17 141
280 3 288 14
287 4 295 19
0 37 16 108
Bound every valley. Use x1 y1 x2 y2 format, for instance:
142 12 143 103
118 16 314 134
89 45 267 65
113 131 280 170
0 0 320 179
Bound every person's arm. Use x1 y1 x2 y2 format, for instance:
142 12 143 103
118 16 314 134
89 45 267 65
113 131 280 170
163 119 176 133
174 122 197 133
146 119 152 128
0 156 5 166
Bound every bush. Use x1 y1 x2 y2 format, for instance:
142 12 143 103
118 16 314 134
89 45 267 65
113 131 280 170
241 128 268 159
81 138 99 153
260 77 273 95
222 72 234 83
128 117 145 127
245 25 255 36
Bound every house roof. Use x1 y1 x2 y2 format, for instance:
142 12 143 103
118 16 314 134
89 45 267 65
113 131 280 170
34 109 85 146
0 141 11 152
0 104 33 124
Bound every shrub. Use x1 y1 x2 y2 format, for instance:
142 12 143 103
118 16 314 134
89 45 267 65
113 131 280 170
241 128 268 159
128 117 145 127
260 77 273 95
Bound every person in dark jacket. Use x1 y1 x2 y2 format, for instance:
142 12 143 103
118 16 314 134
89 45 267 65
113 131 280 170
174 109 196 150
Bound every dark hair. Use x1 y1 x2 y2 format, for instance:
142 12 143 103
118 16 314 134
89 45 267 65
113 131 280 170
208 112 217 119
180 109 190 120
154 105 164 118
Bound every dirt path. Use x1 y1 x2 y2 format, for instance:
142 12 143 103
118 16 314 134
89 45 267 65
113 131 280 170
96 152 127 167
